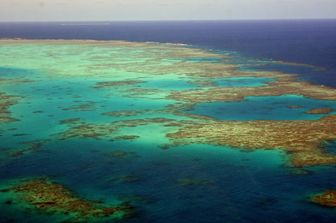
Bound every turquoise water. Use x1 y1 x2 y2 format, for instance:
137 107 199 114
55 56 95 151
190 94 336 120
139 78 197 91
0 41 336 223
214 77 274 87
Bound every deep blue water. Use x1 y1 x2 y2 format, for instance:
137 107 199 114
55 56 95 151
1 20 336 86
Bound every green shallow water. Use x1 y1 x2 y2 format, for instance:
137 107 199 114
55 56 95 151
0 41 336 223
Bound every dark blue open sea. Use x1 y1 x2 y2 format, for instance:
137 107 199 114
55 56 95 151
1 20 336 223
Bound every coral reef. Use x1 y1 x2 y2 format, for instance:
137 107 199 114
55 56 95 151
169 80 336 104
0 92 20 123
305 108 333 114
109 175 140 184
287 105 304 109
8 140 46 158
59 118 81 125
167 115 336 167
102 110 147 117
0 78 33 85
62 102 96 112
106 150 138 159
58 118 174 140
58 122 116 140
0 178 134 221
113 135 140 141
94 80 142 88
310 190 336 207
177 177 214 186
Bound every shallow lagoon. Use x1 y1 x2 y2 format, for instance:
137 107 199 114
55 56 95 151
0 40 336 223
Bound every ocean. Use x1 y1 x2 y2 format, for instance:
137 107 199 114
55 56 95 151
0 20 336 223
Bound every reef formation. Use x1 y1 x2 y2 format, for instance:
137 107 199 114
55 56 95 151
0 92 20 123
305 108 333 114
166 115 336 167
310 190 336 207
0 178 134 221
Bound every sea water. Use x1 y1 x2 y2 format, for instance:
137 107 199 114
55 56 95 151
0 21 336 223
